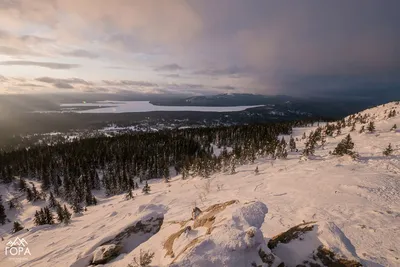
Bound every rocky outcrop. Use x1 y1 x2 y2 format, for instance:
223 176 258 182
92 244 122 265
165 200 283 267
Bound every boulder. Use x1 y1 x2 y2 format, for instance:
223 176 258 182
92 244 122 265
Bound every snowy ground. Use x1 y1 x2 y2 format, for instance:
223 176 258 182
0 102 399 267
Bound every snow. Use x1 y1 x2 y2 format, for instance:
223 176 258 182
0 101 399 266
59 101 264 113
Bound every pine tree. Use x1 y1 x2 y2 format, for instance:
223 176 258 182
48 192 58 208
350 122 356 132
56 204 64 223
26 187 33 202
391 124 397 131
31 184 40 201
254 166 259 175
333 134 356 157
18 177 27 191
142 181 151 195
0 201 6 225
63 205 72 225
44 206 54 224
367 121 375 133
230 160 236 174
125 187 134 200
289 136 296 152
336 127 341 136
13 221 24 233
92 196 97 205
71 198 83 214
383 143 393 156
359 125 365 133
34 210 44 226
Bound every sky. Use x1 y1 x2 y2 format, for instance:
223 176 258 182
0 0 399 96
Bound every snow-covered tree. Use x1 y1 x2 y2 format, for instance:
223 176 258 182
289 136 296 152
367 121 375 133
13 221 24 233
333 134 356 157
63 205 72 225
48 192 58 208
383 143 393 157
142 181 151 195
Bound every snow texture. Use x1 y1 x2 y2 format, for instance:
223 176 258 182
0 101 399 267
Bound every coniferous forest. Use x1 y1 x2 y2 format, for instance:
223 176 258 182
0 120 319 208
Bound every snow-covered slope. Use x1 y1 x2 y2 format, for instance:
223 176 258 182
0 102 399 267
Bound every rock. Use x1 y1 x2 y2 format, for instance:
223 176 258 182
191 207 202 220
92 244 122 265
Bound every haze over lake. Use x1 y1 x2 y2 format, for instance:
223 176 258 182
60 101 263 113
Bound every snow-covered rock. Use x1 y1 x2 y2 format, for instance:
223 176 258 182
92 244 122 265
168 200 282 267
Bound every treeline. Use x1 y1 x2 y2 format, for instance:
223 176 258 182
0 120 319 205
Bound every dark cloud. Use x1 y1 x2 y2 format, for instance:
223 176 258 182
61 49 99 59
53 82 74 89
0 61 80 69
155 63 183 72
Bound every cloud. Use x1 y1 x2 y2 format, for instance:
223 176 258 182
155 63 183 72
61 49 99 59
36 77 90 85
193 66 248 77
0 30 53 56
0 46 32 56
1 1 400 95
102 80 158 87
215 85 236 90
18 83 44 87
0 61 80 69
164 74 180 78
54 82 74 89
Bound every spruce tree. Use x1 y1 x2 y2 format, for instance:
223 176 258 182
125 187 134 200
44 206 54 224
71 198 83 214
13 221 24 233
63 205 72 225
142 181 151 195
289 136 296 152
18 177 27 191
254 166 259 175
332 134 356 157
367 121 375 133
92 196 97 205
359 125 365 133
350 122 356 132
383 143 393 156
230 160 236 174
26 187 33 202
48 192 58 208
0 201 6 225
391 124 397 131
56 204 64 223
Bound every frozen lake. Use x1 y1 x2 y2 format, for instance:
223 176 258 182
60 101 264 113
